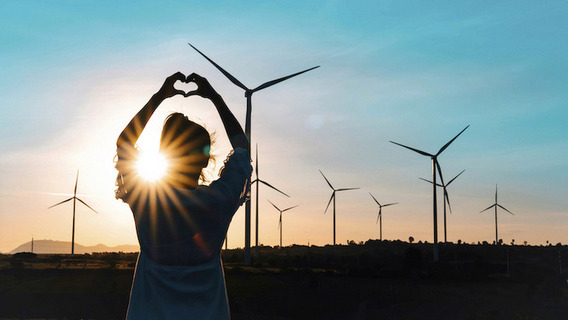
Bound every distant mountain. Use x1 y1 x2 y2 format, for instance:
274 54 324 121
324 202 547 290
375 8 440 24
9 240 139 254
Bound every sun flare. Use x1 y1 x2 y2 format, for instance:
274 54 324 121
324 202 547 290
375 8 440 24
136 151 168 182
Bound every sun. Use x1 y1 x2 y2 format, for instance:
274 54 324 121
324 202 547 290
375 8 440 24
136 151 168 182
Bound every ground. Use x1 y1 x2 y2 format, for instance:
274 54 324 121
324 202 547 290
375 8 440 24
1 242 567 319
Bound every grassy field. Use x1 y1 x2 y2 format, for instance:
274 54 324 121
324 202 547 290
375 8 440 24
1 241 568 320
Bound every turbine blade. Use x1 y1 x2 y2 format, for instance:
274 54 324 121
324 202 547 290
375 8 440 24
319 170 334 190
382 202 398 207
390 141 433 157
369 192 380 206
480 204 496 213
267 199 280 212
255 144 259 178
74 170 79 196
436 125 469 156
259 180 290 197
376 210 381 224
435 160 446 188
251 179 258 186
336 188 359 192
498 204 514 215
495 184 498 203
48 197 73 209
282 205 299 212
251 66 320 92
188 43 249 91
419 177 441 186
324 193 334 214
447 169 465 186
76 198 98 214
444 188 453 214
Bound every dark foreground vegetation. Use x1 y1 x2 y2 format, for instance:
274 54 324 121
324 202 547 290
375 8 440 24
1 240 567 319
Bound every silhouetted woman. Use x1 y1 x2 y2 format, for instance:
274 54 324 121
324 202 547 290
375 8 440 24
115 72 251 319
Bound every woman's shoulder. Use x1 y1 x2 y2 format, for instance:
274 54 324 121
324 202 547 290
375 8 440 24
220 148 251 173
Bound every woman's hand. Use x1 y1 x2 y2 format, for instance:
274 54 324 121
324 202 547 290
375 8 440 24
117 72 187 148
185 73 248 151
156 72 188 100
185 73 220 100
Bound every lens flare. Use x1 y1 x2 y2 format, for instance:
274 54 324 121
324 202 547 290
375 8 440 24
136 151 168 182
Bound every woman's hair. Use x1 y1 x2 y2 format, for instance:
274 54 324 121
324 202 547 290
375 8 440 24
114 112 213 201
160 112 212 186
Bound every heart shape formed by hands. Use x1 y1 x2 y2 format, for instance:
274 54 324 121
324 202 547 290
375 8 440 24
173 80 198 96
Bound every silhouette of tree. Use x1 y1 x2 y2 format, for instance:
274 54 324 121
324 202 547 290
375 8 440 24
409 236 414 244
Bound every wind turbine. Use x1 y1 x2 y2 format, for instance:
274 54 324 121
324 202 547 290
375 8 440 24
189 43 319 264
390 125 469 261
480 185 514 245
369 193 397 241
267 200 298 249
420 169 465 245
252 144 289 257
48 171 97 255
320 170 359 246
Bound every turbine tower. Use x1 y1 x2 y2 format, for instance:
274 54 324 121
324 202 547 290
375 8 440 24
369 193 397 241
390 125 469 261
420 169 465 244
267 200 298 249
189 43 319 264
320 170 359 246
251 144 289 257
480 185 514 245
48 171 98 255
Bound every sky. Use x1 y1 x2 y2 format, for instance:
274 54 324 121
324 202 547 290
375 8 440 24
1 1 567 253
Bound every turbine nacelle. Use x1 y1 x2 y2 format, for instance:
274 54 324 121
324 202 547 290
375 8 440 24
480 185 514 216
419 169 465 214
251 144 290 198
320 170 359 214
369 192 397 224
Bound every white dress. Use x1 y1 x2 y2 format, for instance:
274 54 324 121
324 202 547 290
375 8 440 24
117 148 252 320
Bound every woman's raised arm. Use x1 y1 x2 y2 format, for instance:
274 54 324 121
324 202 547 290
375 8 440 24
116 72 187 148
185 73 249 152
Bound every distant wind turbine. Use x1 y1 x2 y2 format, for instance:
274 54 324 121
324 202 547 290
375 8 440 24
252 144 289 257
420 169 465 244
189 43 319 264
369 193 398 241
480 185 514 245
320 170 359 245
390 125 469 261
267 200 298 249
48 171 97 255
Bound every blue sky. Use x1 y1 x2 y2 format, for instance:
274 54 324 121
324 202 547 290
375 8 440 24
1 1 567 252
